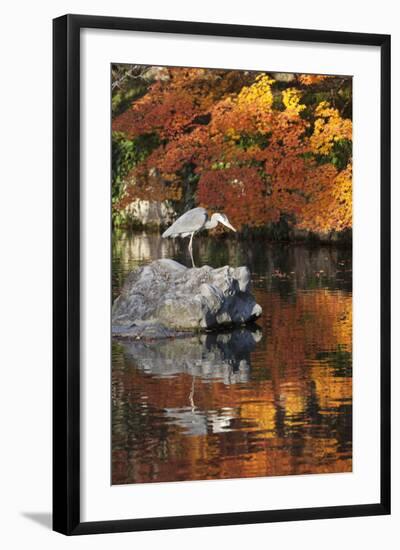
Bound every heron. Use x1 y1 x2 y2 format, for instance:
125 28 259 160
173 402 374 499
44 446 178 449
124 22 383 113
162 207 236 267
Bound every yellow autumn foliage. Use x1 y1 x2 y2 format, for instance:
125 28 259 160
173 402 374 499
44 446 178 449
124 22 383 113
237 74 275 109
332 163 352 231
282 87 306 115
310 101 352 155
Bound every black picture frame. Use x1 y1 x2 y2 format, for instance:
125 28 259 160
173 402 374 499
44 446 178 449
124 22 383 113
53 14 391 535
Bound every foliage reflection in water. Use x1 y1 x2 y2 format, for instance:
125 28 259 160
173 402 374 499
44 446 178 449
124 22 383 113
112 230 352 484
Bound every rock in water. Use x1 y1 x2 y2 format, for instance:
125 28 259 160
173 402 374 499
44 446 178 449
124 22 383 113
112 259 262 337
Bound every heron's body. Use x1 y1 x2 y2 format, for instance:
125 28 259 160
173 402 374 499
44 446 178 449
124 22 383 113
162 207 208 239
162 207 236 267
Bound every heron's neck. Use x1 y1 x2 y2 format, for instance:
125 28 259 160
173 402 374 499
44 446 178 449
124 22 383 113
204 215 218 230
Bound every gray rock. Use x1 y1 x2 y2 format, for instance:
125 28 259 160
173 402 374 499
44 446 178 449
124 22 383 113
119 197 176 228
112 259 262 336
270 72 296 82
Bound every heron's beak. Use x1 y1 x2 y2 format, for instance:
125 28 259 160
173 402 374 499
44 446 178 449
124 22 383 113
222 220 236 232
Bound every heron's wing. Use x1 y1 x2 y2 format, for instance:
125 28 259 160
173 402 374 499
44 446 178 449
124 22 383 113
162 207 207 238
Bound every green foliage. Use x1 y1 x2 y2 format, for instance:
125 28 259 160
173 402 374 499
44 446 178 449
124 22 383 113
235 132 272 150
300 80 352 120
112 132 160 224
329 139 352 170
112 83 148 118
179 165 200 212
314 139 352 171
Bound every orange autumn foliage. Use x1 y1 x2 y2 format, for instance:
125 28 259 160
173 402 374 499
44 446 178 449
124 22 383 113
298 163 352 232
112 68 352 234
297 74 330 86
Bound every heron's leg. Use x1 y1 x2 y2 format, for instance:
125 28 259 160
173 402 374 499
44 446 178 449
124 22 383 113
188 232 196 268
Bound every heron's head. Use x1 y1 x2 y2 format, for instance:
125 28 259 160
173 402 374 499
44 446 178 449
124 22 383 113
213 213 236 232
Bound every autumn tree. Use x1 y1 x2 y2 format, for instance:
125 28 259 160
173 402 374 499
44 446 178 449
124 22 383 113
112 67 352 236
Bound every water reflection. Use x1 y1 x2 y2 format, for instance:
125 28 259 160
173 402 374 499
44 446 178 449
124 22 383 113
112 230 352 484
121 328 261 383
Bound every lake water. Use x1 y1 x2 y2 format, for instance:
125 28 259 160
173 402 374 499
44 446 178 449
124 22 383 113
112 230 352 484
